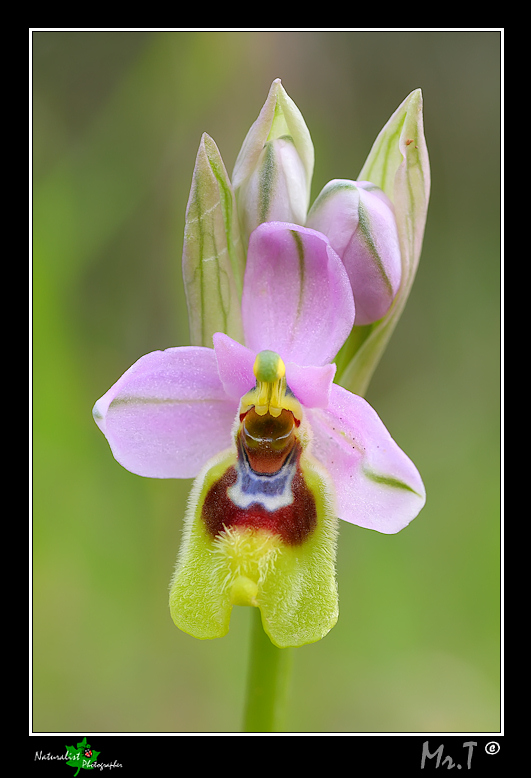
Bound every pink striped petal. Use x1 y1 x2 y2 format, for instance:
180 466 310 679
307 384 425 533
242 222 355 366
92 347 237 479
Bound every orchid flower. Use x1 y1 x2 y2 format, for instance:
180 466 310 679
93 80 429 650
93 220 425 647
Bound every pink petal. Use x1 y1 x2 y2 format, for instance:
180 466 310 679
307 384 425 533
285 362 336 409
212 332 256 401
92 347 237 479
242 222 355 366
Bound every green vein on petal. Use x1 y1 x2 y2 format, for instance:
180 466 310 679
362 467 423 496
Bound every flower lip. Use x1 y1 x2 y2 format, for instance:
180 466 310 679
202 439 318 547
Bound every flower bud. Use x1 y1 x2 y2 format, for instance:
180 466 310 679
307 180 401 325
232 79 314 248
336 89 430 396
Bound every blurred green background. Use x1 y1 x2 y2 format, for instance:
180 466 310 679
33 30 501 733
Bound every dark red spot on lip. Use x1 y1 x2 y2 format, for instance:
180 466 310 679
202 444 317 546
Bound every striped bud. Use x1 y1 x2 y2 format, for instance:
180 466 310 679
307 180 402 325
232 79 314 249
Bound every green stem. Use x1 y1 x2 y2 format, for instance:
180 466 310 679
242 607 293 732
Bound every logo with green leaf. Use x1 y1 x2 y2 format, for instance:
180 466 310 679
65 737 100 775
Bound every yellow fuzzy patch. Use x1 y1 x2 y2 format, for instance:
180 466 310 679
212 526 283 607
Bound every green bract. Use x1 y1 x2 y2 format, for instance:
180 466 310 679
334 89 430 396
182 132 245 348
